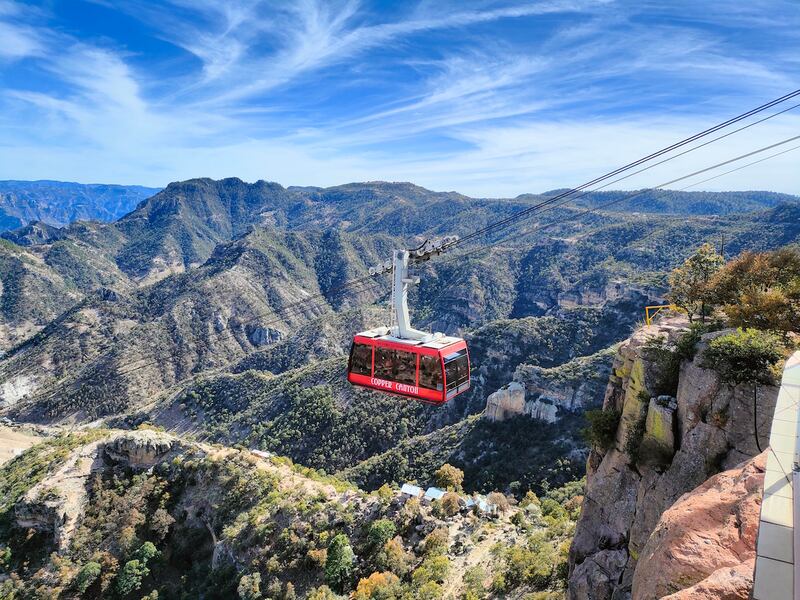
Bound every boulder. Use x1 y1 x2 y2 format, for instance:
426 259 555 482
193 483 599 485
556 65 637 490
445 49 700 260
631 453 765 600
569 549 628 600
661 560 756 600
484 382 525 421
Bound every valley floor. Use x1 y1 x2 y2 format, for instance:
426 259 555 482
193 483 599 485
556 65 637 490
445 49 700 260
0 424 41 465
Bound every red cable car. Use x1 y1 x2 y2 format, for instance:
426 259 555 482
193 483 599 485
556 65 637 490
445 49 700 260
347 330 470 404
347 241 471 405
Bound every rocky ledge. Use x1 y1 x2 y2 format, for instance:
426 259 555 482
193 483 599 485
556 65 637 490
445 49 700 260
15 430 182 550
104 429 177 468
634 452 765 599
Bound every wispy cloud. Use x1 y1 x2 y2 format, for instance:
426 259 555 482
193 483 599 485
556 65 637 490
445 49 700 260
0 0 798 196
0 20 44 59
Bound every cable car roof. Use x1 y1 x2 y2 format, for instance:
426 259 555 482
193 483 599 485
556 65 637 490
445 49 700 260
354 327 464 349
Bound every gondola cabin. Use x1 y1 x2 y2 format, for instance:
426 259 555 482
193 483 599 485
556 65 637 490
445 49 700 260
347 327 471 404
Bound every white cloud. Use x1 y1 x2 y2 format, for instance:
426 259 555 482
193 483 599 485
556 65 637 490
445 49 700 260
0 0 798 198
0 21 43 59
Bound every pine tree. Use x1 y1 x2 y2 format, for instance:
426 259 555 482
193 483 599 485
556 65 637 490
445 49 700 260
325 534 355 593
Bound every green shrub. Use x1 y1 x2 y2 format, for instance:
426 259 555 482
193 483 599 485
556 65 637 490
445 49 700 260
702 328 784 386
434 464 464 491
307 585 338 600
582 409 620 450
540 499 567 522
416 581 444 600
412 555 450 586
115 559 149 595
377 537 411 577
237 572 262 600
74 561 102 593
624 397 648 464
675 322 721 360
367 519 396 549
422 528 448 556
433 492 461 518
501 543 553 590
463 565 488 599
134 541 159 564
325 534 355 593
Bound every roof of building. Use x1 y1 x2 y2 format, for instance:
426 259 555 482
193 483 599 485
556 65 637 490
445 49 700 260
400 483 423 496
474 495 497 513
424 487 446 500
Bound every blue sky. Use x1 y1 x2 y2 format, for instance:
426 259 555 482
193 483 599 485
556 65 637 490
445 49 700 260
0 0 798 196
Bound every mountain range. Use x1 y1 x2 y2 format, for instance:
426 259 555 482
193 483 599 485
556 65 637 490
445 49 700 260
0 178 798 494
0 180 160 231
0 178 798 599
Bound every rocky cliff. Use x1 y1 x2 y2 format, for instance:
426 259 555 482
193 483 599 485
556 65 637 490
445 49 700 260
632 452 765 599
568 318 779 599
484 347 615 424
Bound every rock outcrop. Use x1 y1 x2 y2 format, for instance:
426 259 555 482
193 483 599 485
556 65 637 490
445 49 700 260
633 452 765 599
484 382 526 421
104 429 178 468
486 348 615 423
568 319 779 599
526 397 558 423
555 281 661 310
15 430 182 550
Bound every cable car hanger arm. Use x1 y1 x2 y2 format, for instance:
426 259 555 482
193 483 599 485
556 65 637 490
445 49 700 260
366 236 459 341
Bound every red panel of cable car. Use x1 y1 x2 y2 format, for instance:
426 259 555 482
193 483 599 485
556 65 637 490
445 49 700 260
347 335 470 404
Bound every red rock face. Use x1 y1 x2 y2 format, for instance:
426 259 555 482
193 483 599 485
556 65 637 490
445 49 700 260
631 452 766 600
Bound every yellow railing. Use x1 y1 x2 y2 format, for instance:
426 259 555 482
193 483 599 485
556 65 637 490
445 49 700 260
645 304 681 326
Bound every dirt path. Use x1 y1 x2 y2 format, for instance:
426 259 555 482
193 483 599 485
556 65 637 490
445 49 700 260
0 425 42 465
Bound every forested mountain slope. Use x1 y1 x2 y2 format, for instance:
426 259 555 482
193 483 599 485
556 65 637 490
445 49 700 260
1 178 798 497
0 428 581 599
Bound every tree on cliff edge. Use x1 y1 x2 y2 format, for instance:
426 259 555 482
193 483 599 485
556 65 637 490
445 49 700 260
668 243 724 322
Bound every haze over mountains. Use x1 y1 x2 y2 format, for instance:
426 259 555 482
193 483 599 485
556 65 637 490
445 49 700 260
0 180 160 232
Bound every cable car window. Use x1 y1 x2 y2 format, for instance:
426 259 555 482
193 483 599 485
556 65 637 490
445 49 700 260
394 349 416 385
349 343 372 376
444 350 470 391
374 347 394 380
374 347 416 385
419 355 442 390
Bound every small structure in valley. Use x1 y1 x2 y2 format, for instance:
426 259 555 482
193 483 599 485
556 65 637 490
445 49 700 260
423 487 445 504
400 483 423 498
